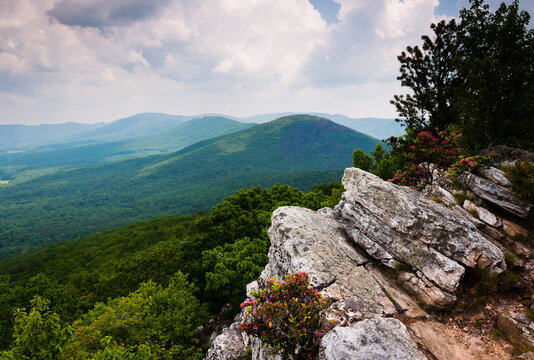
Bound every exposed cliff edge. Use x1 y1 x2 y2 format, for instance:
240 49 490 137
205 147 534 360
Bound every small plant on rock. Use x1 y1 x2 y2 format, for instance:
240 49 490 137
503 160 534 202
447 156 486 179
239 272 332 360
389 131 460 189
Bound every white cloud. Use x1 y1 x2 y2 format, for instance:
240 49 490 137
3 0 524 125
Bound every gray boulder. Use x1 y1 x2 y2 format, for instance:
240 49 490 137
335 168 506 308
480 145 534 166
478 166 512 188
204 325 246 360
262 206 396 321
318 317 427 360
457 172 532 218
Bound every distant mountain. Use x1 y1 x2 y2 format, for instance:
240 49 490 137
0 122 105 150
0 115 381 258
311 114 404 140
236 112 404 140
70 112 193 143
0 116 255 172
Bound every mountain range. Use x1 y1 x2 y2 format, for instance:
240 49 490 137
0 115 383 258
0 112 402 152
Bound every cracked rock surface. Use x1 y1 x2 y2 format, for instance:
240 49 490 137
261 206 396 321
318 317 427 360
204 162 532 360
335 168 506 308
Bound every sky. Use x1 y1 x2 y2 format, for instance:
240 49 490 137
1 0 533 125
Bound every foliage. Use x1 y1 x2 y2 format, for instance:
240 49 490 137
456 0 534 151
447 156 486 179
1 296 74 360
0 182 338 353
352 143 399 180
239 273 332 360
310 182 345 208
391 19 460 135
202 237 269 308
391 0 534 154
389 131 459 188
352 149 373 172
64 272 206 360
503 160 534 202
0 115 373 259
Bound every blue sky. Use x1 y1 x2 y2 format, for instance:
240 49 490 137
0 0 532 125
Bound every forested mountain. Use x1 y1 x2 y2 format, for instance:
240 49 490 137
0 122 105 150
236 112 402 140
0 115 381 258
0 116 255 176
66 112 192 143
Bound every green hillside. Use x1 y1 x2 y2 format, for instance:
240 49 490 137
0 116 255 178
0 182 339 355
0 122 104 150
68 112 192 142
0 115 380 258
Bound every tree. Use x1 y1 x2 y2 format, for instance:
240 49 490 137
391 0 534 153
352 144 399 180
64 272 207 360
391 19 460 136
352 149 373 172
455 0 534 151
1 296 74 360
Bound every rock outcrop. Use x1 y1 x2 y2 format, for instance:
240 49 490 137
335 168 505 309
261 206 396 321
457 172 532 218
318 317 427 360
205 151 533 360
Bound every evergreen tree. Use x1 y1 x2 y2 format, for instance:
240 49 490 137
391 19 460 136
391 0 534 153
455 0 534 151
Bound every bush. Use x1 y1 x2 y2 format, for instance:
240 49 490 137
504 160 534 202
447 156 486 179
239 272 332 360
389 131 460 188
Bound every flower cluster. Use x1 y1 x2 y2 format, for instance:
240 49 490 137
447 156 483 179
239 272 332 360
390 131 460 188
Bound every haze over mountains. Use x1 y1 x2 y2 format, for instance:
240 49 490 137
0 112 402 151
0 114 385 258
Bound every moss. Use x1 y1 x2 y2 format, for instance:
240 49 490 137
468 208 479 218
503 160 534 202
504 252 517 267
242 347 253 360
526 309 534 322
498 270 523 292
453 193 467 205
430 196 442 203
493 328 504 337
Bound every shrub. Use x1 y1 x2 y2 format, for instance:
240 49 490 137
504 160 534 202
389 131 460 188
239 272 332 360
448 156 486 179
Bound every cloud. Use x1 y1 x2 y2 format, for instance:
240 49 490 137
301 0 443 87
48 0 172 29
1 0 529 125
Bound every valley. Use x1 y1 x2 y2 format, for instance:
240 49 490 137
0 114 383 258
